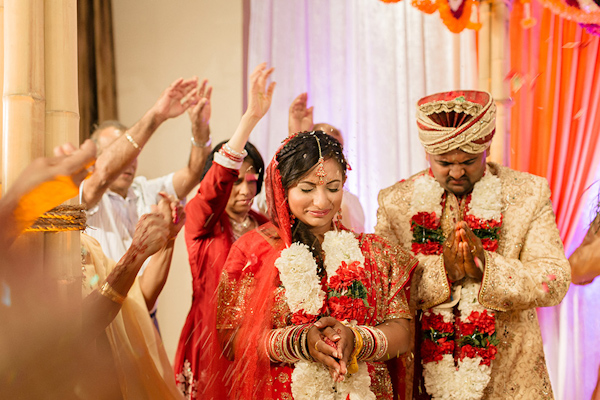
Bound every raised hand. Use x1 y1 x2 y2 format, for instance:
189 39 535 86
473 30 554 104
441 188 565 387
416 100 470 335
2 140 97 238
245 62 276 121
187 79 212 146
158 192 186 240
288 92 314 135
151 77 199 122
131 200 171 258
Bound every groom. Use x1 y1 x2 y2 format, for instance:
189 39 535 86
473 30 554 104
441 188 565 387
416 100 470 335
375 90 570 400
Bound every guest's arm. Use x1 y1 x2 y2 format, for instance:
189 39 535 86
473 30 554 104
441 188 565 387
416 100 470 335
139 193 186 310
0 140 96 251
226 62 275 153
171 79 213 199
82 196 176 338
569 214 600 285
185 63 275 239
82 78 199 208
288 92 313 135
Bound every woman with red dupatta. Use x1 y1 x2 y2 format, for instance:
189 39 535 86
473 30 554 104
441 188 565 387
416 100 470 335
173 63 274 399
216 130 417 399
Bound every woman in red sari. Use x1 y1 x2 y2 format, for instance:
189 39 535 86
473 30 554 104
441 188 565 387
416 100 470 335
174 63 274 399
217 130 417 399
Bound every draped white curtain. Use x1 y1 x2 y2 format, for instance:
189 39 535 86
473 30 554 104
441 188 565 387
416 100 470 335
545 171 600 400
247 0 477 231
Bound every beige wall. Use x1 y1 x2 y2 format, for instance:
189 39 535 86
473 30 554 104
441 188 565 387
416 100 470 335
112 0 244 361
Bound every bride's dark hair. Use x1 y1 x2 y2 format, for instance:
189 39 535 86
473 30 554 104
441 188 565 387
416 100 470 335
276 130 348 265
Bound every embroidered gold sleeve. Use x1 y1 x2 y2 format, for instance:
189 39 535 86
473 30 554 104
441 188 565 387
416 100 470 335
413 254 452 310
216 270 255 330
478 180 571 311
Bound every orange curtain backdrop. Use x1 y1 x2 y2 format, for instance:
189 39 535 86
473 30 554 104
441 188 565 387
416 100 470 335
509 6 600 399
509 1 600 250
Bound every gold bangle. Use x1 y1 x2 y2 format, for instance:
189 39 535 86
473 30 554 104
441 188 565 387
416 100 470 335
347 326 363 374
124 132 141 150
99 282 126 305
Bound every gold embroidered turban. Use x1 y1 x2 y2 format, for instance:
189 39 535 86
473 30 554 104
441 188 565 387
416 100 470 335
416 90 496 155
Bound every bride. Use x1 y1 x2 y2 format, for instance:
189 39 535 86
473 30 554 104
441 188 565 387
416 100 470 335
217 129 417 399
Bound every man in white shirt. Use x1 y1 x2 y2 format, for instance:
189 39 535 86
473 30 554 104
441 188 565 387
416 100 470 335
80 78 212 327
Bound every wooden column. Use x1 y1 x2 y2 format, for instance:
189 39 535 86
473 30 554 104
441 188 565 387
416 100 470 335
44 0 81 303
3 0 82 305
3 0 46 271
3 0 45 189
0 0 4 186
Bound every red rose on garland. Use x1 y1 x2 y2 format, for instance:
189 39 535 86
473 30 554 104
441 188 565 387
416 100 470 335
456 320 476 336
411 211 439 229
421 337 455 363
464 214 502 230
412 242 444 255
329 261 365 291
459 344 477 360
477 345 498 366
328 296 367 323
422 312 454 333
291 310 318 325
481 238 499 252
467 310 496 336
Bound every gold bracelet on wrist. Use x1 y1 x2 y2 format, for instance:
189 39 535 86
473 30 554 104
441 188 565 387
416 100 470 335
99 281 126 305
347 326 363 374
124 132 141 150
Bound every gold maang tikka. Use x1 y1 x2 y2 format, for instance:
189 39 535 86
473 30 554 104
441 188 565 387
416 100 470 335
315 135 327 185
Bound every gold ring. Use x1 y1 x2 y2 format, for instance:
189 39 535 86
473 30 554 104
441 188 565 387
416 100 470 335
445 241 452 248
314 339 321 353
471 246 476 254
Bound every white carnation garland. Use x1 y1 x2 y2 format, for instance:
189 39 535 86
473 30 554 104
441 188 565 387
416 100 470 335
276 230 376 400
422 281 496 400
415 169 502 400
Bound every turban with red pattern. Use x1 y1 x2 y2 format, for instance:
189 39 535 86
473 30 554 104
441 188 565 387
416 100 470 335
416 90 496 154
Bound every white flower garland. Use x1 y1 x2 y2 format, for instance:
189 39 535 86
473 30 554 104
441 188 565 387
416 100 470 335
276 231 376 400
467 172 502 222
291 361 375 400
409 173 445 217
415 168 502 400
322 230 365 283
422 281 494 400
275 243 326 315
410 169 502 224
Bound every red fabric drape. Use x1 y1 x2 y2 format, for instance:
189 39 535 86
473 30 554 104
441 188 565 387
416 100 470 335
509 1 600 250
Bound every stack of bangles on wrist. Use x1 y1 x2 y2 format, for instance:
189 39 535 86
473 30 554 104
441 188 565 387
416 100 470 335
264 324 389 365
353 325 388 362
265 324 314 363
218 143 247 163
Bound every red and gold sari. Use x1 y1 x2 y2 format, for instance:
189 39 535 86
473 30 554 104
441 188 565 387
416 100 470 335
217 222 416 399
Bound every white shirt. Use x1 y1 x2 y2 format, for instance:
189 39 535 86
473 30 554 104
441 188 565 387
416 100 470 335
80 173 177 262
